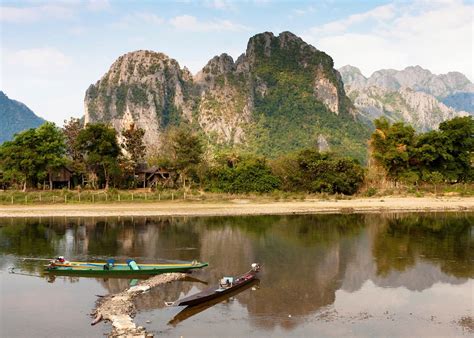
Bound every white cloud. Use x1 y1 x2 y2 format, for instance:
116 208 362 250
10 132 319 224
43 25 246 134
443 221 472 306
0 1 110 23
69 26 87 36
309 3 396 35
292 5 316 17
170 15 249 32
4 47 72 74
87 0 110 11
112 12 164 29
0 5 75 23
205 0 235 11
304 1 474 80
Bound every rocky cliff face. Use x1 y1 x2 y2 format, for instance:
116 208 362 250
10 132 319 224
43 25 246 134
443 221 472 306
84 50 195 146
194 53 253 145
84 32 369 160
339 65 471 131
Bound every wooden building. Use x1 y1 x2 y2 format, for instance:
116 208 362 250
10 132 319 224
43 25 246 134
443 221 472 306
48 166 73 189
135 165 173 188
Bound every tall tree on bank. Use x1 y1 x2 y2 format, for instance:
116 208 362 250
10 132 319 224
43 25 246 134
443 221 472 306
437 116 474 181
76 123 121 189
121 123 146 167
0 122 66 190
63 117 86 184
370 118 417 183
371 116 474 184
163 125 204 188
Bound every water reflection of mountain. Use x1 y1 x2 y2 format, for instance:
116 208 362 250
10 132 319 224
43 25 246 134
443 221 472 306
341 215 474 292
0 213 472 331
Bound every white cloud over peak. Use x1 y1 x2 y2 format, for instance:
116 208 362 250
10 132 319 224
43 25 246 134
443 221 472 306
304 1 474 80
112 12 164 28
308 3 396 36
170 15 249 32
4 47 72 73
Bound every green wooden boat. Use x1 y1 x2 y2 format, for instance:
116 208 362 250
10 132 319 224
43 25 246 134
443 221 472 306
45 258 208 276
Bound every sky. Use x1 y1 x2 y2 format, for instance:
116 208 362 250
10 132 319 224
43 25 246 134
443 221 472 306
1 0 473 125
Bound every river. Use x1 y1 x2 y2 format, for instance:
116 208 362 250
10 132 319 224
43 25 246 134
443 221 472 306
0 212 472 337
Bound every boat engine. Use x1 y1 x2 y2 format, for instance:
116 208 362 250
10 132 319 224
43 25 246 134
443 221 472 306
251 263 261 272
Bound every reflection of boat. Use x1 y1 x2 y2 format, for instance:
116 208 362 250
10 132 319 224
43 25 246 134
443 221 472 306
168 279 259 326
166 263 260 307
45 257 208 276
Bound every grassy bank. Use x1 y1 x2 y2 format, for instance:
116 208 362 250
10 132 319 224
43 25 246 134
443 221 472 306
0 184 473 205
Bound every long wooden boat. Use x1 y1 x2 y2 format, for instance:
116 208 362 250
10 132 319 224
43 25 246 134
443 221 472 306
168 279 259 326
166 263 260 308
45 258 208 276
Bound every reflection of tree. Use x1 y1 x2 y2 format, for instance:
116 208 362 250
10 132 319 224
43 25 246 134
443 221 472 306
0 220 57 257
0 219 59 274
373 213 473 278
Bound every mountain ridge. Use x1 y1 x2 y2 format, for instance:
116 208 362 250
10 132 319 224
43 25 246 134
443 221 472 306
0 91 45 144
339 65 474 98
339 65 472 131
84 31 370 161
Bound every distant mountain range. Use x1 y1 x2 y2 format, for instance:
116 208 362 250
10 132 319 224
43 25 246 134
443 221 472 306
338 65 472 131
0 91 45 144
3 31 472 159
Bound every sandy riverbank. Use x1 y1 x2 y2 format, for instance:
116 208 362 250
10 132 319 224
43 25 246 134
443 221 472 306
0 196 472 218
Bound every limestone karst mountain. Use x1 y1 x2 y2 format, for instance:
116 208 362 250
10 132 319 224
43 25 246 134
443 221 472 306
0 91 45 144
339 65 472 131
84 31 370 161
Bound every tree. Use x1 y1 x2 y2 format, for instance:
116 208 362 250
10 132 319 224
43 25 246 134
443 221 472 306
370 118 417 182
76 123 121 189
293 149 365 195
121 123 146 166
371 116 473 185
63 118 83 161
0 122 66 190
206 153 280 193
437 116 474 182
63 117 86 185
163 125 204 188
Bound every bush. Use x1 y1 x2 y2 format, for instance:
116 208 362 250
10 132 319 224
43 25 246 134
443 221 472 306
206 155 280 193
366 187 377 197
272 148 365 195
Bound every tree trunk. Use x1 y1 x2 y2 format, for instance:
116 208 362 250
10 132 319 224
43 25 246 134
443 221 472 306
182 172 186 189
104 166 109 190
22 180 27 192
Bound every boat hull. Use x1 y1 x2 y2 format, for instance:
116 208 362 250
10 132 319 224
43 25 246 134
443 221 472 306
173 271 258 307
169 279 259 326
45 262 208 276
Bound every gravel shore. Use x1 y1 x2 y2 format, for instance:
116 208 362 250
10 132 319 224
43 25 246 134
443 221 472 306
0 196 472 218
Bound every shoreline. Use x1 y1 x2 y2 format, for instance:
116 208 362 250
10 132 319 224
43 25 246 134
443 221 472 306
0 196 472 218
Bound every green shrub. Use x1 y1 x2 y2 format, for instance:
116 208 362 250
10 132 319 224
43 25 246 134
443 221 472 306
206 155 280 193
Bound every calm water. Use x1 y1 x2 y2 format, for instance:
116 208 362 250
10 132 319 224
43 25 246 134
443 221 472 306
0 213 472 337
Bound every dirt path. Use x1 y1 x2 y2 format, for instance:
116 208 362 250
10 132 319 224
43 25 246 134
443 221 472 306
0 197 472 218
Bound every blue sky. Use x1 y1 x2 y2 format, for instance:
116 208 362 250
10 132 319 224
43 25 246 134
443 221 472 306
1 0 473 124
